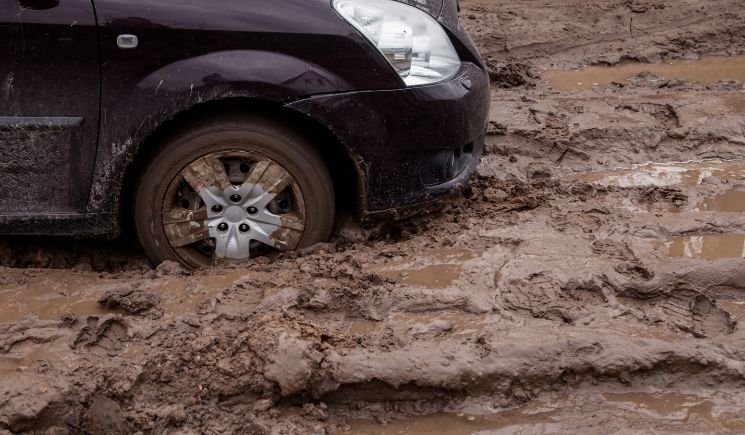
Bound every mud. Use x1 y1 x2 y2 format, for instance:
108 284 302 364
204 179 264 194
5 0 745 433
347 389 745 434
663 234 745 259
543 55 745 90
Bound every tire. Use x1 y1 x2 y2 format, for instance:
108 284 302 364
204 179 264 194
134 114 335 268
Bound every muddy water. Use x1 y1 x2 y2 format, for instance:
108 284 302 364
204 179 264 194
375 248 478 289
348 411 560 435
568 160 745 189
723 95 745 113
698 190 745 212
0 269 253 322
568 160 745 213
543 55 745 90
602 392 712 418
347 390 745 434
662 234 745 259
0 272 118 322
719 301 745 322
345 311 492 336
378 264 463 289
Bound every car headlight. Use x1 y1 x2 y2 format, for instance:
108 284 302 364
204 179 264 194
333 0 461 86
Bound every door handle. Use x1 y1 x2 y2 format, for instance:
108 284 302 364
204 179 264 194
17 0 59 10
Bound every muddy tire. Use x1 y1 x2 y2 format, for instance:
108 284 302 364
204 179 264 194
134 115 335 268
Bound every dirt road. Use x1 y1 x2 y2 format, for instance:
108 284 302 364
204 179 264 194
4 0 745 433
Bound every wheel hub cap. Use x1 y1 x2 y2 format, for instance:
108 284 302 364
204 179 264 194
224 205 245 223
162 154 306 262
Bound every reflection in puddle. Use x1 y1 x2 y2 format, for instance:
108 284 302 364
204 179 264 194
348 412 562 435
348 405 561 435
544 55 745 90
568 160 745 188
719 301 745 322
347 390 745 434
378 264 463 289
0 269 252 322
0 274 117 322
375 248 479 289
603 392 713 418
0 346 61 375
426 247 477 262
663 234 745 259
697 190 745 212
723 95 745 113
348 319 379 335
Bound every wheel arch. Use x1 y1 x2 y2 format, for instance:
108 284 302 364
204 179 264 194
118 97 365 238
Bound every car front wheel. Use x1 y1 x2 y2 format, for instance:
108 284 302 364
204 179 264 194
134 115 335 268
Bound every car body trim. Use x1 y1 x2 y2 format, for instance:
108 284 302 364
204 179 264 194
0 116 84 130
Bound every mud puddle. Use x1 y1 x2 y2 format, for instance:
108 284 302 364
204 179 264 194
374 248 479 289
0 271 120 322
347 311 493 335
0 268 253 322
661 234 745 259
543 55 745 90
697 190 745 212
719 301 745 322
7 1 745 432
567 159 745 213
377 264 463 289
347 410 559 435
723 94 745 113
567 159 745 188
347 390 745 434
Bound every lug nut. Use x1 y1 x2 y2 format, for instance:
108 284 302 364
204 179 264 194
239 224 250 232
230 194 242 203
247 206 258 215
217 222 229 232
211 204 223 213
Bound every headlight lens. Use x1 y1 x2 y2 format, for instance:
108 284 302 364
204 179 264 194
333 0 461 86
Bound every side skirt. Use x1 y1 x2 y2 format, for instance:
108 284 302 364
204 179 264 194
0 213 115 236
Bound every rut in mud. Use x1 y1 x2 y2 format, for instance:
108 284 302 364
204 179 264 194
5 0 745 433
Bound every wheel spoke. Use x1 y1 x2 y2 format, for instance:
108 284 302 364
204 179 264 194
165 223 210 248
248 227 279 249
242 161 291 206
162 205 211 248
250 211 304 232
243 159 272 188
163 208 208 224
250 173 293 210
248 210 304 250
182 155 231 194
279 214 304 232
263 166 293 196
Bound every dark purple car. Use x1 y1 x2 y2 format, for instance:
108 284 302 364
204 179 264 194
0 0 490 268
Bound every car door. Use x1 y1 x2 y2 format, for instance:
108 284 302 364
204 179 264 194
0 0 99 214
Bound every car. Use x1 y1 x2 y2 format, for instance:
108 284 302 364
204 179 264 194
0 0 490 268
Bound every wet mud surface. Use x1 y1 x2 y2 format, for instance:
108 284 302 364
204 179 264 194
5 0 745 433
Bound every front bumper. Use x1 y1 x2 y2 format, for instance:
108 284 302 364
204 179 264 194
287 62 490 213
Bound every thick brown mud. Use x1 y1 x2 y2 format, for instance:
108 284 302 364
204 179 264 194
543 55 745 90
5 0 745 433
663 234 745 259
347 389 745 434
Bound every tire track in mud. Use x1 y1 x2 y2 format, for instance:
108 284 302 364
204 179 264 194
6 0 745 432
3 172 745 432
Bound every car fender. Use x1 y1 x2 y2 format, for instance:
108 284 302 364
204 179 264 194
87 50 353 222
